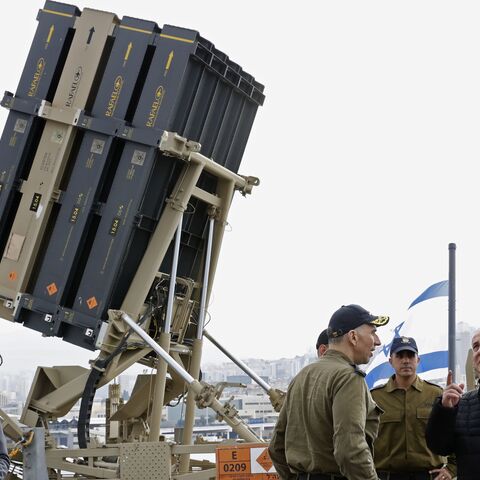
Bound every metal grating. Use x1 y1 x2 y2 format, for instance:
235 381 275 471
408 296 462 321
119 442 171 479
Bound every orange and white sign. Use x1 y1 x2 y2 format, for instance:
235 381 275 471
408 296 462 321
216 443 279 480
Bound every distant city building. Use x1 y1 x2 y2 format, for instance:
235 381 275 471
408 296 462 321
1 323 478 449
227 375 253 385
203 350 316 387
457 321 476 384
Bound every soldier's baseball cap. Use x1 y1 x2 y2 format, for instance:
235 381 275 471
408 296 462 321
390 336 418 355
327 304 389 338
316 329 329 349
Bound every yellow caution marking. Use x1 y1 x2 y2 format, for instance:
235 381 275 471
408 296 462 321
86 296 98 310
42 9 73 18
119 25 152 35
47 283 58 296
164 50 174 76
160 33 194 44
124 42 133 62
46 25 55 44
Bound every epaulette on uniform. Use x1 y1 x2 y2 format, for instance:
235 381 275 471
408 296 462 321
424 379 443 392
370 382 388 391
354 366 366 377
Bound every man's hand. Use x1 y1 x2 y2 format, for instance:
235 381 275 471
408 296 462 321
429 466 452 480
441 370 464 408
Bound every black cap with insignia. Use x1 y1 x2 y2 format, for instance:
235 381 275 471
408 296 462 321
390 336 418 355
327 304 389 338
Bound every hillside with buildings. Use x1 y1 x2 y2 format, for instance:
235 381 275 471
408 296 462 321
0 322 476 448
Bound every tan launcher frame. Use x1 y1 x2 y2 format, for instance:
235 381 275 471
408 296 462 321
12 131 265 480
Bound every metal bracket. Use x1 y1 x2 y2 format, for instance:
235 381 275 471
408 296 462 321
159 131 259 197
239 175 260 196
38 100 81 126
212 381 246 399
1 91 42 116
119 124 164 147
77 112 126 136
159 131 201 160
268 388 286 413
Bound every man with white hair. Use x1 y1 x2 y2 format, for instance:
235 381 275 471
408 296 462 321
426 329 480 480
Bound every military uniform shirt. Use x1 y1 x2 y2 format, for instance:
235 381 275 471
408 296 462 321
269 349 381 480
371 375 455 475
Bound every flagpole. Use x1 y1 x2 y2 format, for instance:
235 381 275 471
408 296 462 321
448 243 456 380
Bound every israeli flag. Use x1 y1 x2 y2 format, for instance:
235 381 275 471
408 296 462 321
365 281 449 388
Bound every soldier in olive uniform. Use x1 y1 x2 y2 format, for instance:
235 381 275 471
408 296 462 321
371 336 455 480
269 304 389 480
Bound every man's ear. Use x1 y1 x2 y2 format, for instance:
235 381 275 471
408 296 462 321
389 357 393 366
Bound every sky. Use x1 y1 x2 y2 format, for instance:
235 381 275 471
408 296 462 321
0 1 480 374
